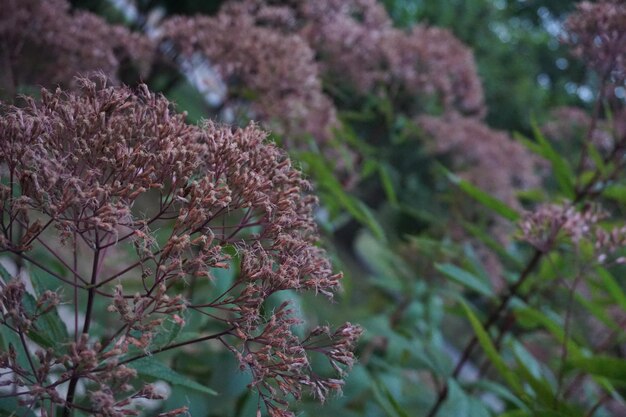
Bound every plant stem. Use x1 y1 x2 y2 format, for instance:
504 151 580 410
425 249 543 417
116 327 234 367
62 244 101 417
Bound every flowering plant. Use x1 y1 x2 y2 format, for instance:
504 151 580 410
0 79 360 417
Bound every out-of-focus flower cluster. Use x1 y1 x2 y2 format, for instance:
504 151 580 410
159 0 495 187
223 0 485 117
158 2 366 186
158 10 342 158
0 0 538 198
0 79 360 416
0 0 153 90
565 0 626 83
212 0 540 245
519 203 626 263
541 106 626 155
418 114 541 210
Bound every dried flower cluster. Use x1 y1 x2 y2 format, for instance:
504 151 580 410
519 204 604 252
519 203 626 263
159 12 337 144
242 0 533 211
541 106 623 154
0 0 153 93
565 0 626 83
541 107 592 143
158 8 358 185
418 114 540 209
0 79 360 416
224 0 485 116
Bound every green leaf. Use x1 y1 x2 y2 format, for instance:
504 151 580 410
379 163 398 205
587 141 608 176
303 152 386 241
441 166 519 222
0 325 31 372
460 301 524 395
461 222 524 269
128 357 218 396
150 312 187 350
574 292 623 333
439 379 470 417
28 269 69 348
370 375 411 417
603 184 626 205
0 262 12 281
513 306 582 356
29 267 60 293
19 292 57 349
473 380 528 411
512 347 556 407
521 121 575 198
0 397 37 417
568 356 626 383
355 200 386 242
435 263 493 297
596 267 626 311
467 397 492 417
498 410 530 417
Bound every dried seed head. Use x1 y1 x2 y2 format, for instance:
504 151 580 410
0 78 360 415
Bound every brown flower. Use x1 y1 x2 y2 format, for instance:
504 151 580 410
0 0 153 92
0 78 360 415
565 0 626 82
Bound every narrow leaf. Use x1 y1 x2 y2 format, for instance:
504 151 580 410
0 262 12 281
528 121 576 197
129 357 218 396
461 221 524 269
435 263 493 297
378 164 398 205
442 167 520 221
568 356 626 383
29 269 69 347
303 153 386 241
597 267 626 311
514 306 582 356
460 301 524 395
0 397 37 417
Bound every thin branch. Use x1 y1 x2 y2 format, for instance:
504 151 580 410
115 327 234 367
62 236 101 417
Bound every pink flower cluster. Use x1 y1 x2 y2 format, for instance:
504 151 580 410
0 79 360 416
0 0 153 91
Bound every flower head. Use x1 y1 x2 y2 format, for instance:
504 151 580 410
0 78 360 415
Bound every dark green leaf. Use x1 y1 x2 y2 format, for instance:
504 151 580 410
0 325 31 372
370 375 411 417
520 121 575 198
20 292 57 349
435 263 493 297
303 152 386 241
379 163 398 205
460 301 524 395
596 267 626 311
28 269 69 347
129 357 218 396
441 167 520 222
0 397 37 417
568 356 626 383
0 262 12 281
514 306 582 356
